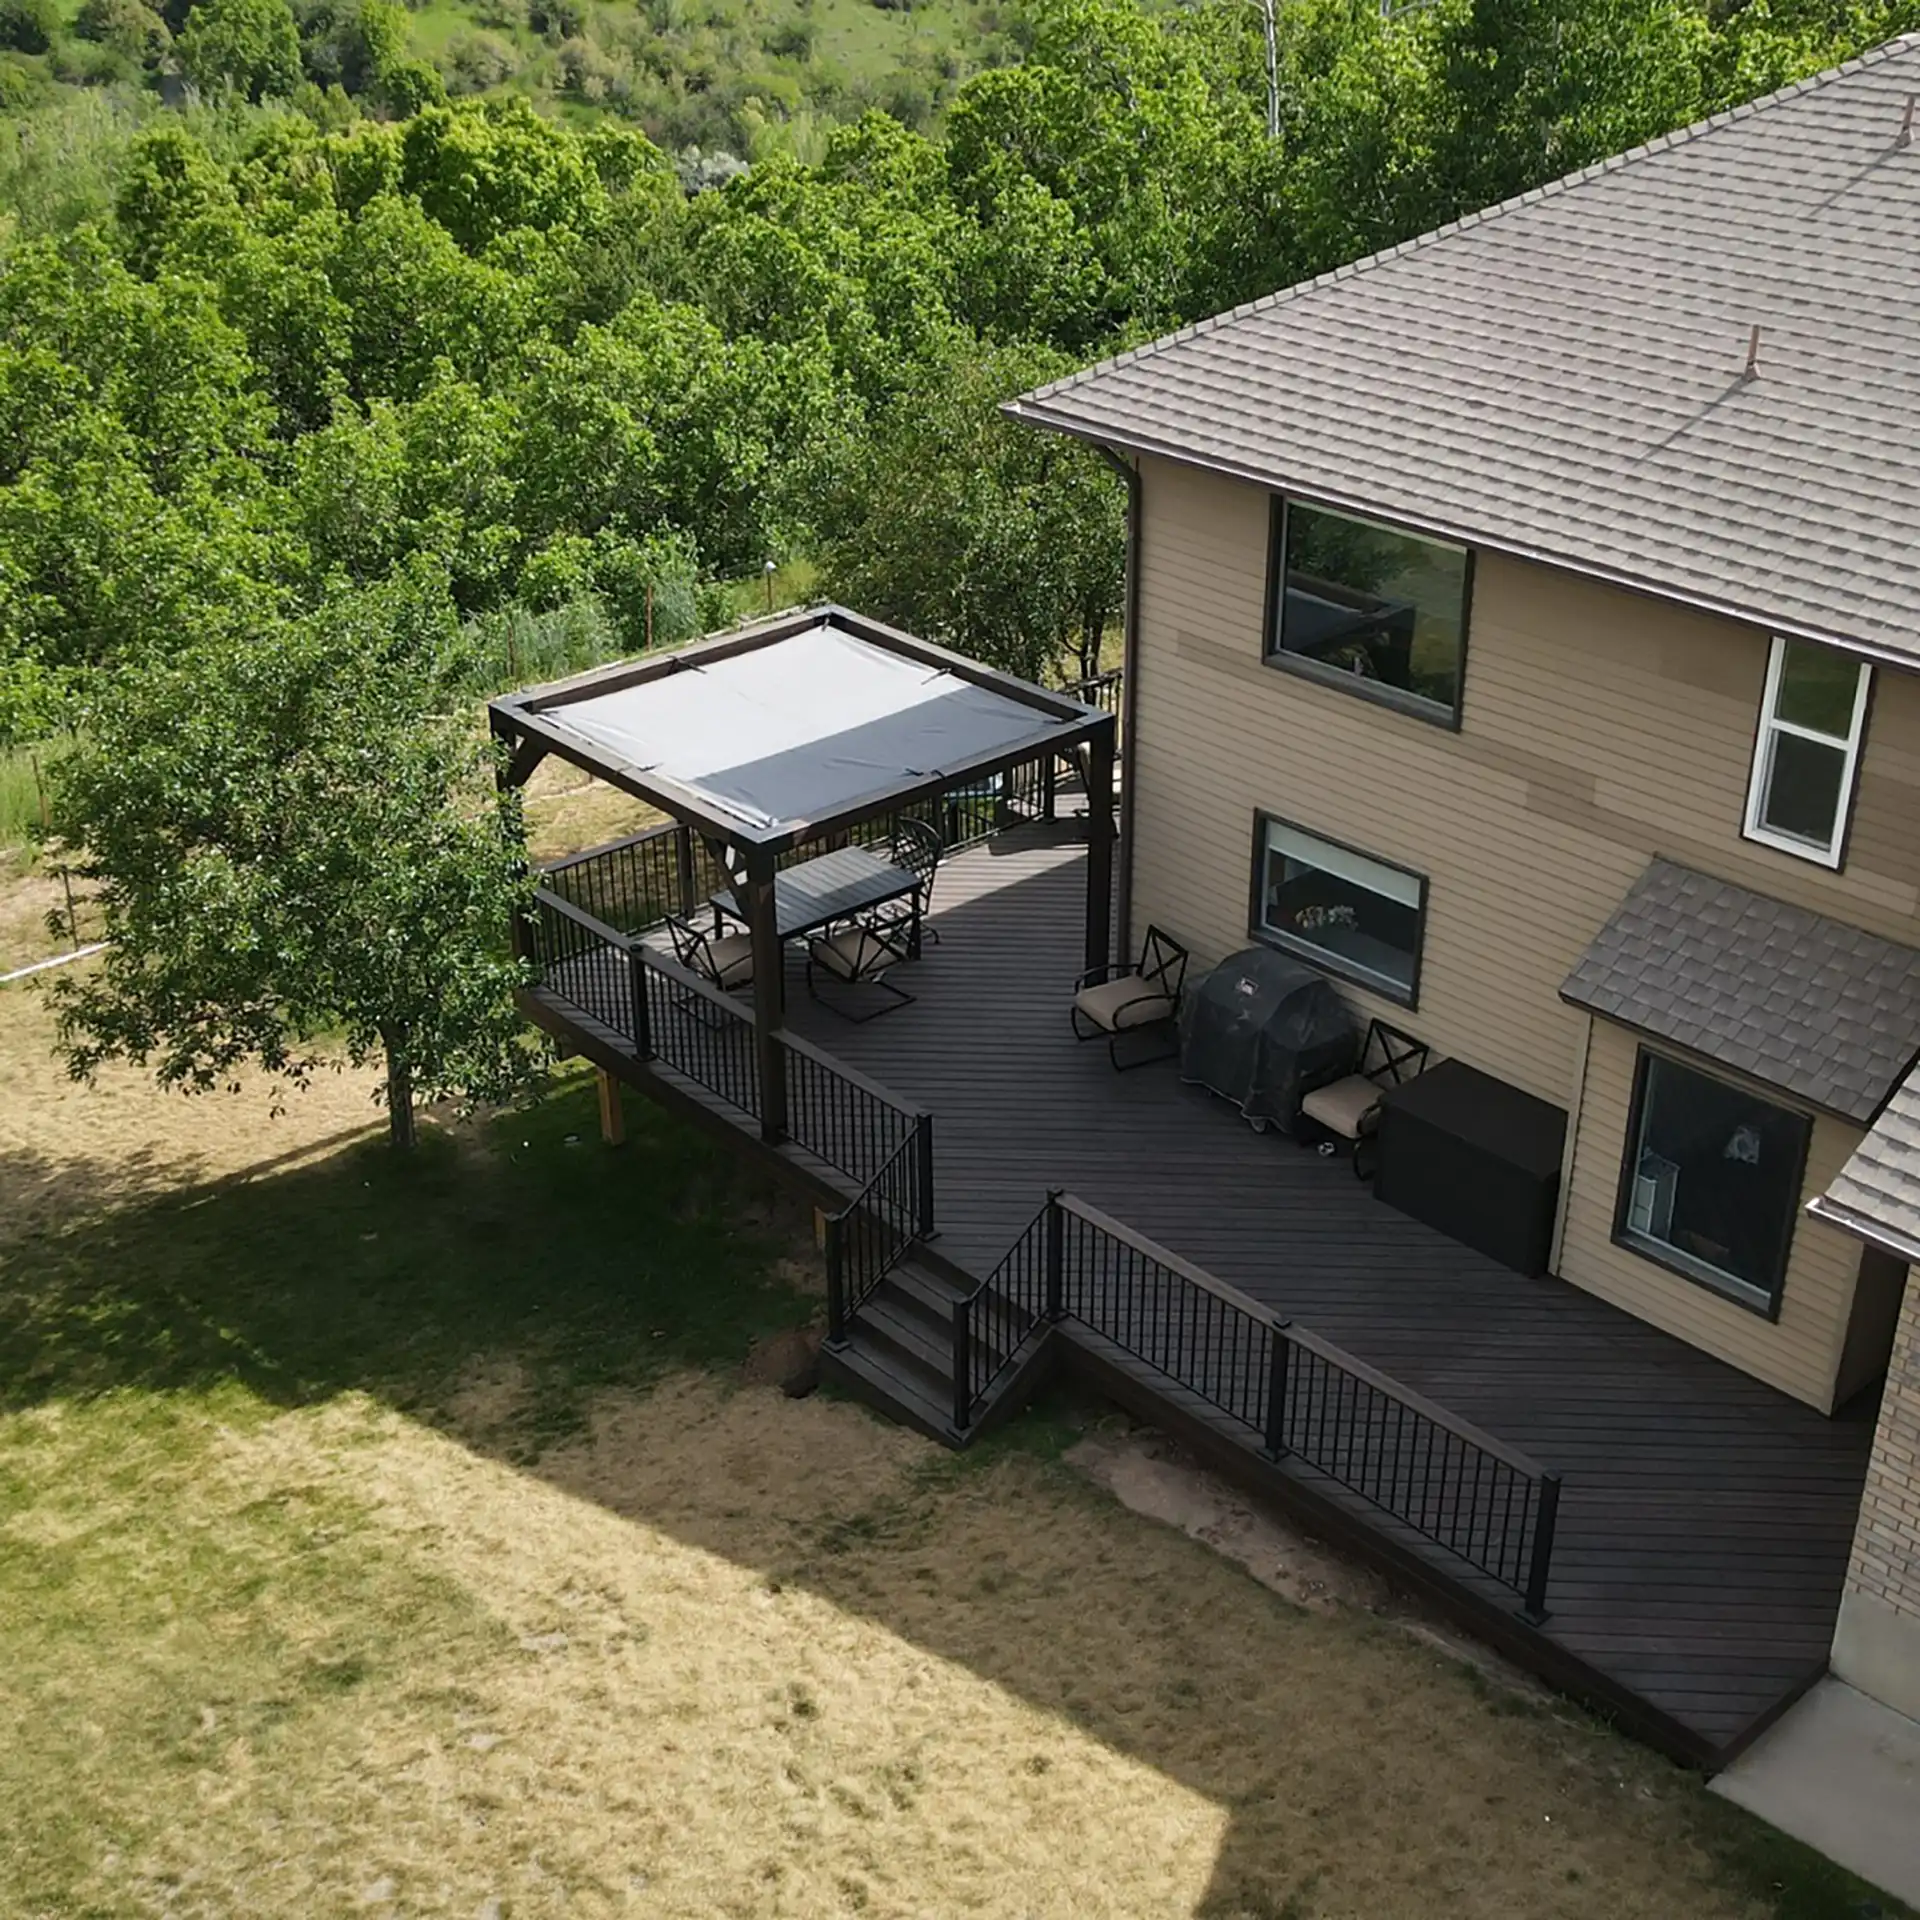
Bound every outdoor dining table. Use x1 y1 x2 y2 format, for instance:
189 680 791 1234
709 843 922 947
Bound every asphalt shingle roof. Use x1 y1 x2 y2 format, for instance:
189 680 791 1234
1817 1063 1920 1254
1560 859 1920 1123
1009 38 1920 662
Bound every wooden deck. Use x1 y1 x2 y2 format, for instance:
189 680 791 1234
759 823 1877 1766
530 819 1878 1767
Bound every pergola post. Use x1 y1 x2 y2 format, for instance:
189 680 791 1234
743 846 789 1143
1084 712 1117 973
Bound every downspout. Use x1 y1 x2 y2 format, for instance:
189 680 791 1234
1096 445 1142 965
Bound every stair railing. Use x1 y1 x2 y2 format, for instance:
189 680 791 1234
823 1113 935 1347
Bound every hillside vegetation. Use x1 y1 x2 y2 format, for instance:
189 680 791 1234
2 0 1916 764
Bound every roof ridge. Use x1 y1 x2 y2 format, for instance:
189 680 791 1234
1017 32 1920 411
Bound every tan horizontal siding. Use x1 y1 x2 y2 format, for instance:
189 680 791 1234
1128 454 1919 1399
1559 1022 1864 1410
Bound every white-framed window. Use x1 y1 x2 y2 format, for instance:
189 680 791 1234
1742 635 1870 868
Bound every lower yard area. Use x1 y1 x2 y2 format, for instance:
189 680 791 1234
0 971 1901 1919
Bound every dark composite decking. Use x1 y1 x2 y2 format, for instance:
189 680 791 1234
535 820 1878 1766
769 824 1878 1764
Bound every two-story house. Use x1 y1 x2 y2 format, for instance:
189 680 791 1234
1009 36 1920 1725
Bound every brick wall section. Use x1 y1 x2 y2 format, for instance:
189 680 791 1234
1848 1269 1920 1619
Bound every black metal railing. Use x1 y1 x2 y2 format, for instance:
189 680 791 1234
525 892 645 1040
955 1193 1561 1621
824 1115 935 1344
952 1197 1055 1430
782 1035 930 1193
634 945 762 1123
1064 666 1123 717
526 888 932 1206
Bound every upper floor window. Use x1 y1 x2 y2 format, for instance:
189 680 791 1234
1742 636 1870 869
1265 498 1471 728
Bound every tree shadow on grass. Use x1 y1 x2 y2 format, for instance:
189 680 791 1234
0 1070 1898 1920
0 1069 816 1452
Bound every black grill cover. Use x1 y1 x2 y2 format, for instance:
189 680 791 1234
1179 947 1357 1131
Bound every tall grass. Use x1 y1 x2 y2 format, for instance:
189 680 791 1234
0 737 64 855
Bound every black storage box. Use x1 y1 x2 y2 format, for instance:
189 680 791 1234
1375 1060 1568 1276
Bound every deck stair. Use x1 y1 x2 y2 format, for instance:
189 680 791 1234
818 1252 1048 1447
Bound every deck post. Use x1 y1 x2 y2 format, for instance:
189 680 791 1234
628 945 652 1059
596 1068 625 1146
1520 1473 1561 1625
1044 1190 1066 1323
673 822 696 919
1083 714 1117 973
743 845 788 1143
824 1212 847 1348
951 1297 972 1432
1263 1321 1292 1460
914 1114 935 1239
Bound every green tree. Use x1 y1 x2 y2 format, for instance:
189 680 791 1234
815 339 1125 684
50 565 533 1151
176 0 303 101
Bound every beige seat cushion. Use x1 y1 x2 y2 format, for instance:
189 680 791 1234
1299 1074 1381 1139
810 927 901 982
704 933 755 991
1073 974 1175 1034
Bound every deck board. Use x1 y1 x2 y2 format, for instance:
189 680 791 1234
771 824 1876 1763
540 821 1876 1765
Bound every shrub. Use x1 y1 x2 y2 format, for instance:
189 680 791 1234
442 28 518 92
0 0 59 54
176 0 304 97
75 0 171 63
376 52 442 111
527 0 582 38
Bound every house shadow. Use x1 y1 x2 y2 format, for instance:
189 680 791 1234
0 1068 1695 1920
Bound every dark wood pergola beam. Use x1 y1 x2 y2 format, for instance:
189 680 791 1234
491 607 1121 1144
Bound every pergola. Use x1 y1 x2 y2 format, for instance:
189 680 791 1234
489 605 1118 1137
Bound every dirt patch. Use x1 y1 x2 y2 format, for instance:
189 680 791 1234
1066 1423 1558 1707
1067 1426 1388 1615
742 1325 822 1394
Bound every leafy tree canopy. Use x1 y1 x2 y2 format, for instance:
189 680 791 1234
49 562 534 1147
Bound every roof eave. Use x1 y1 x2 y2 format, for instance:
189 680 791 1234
1001 400 1920 677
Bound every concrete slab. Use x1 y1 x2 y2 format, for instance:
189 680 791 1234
1713 1677 1920 1908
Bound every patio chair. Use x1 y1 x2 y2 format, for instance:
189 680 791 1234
884 815 943 950
665 912 755 1025
1070 925 1189 1070
806 917 915 1022
1299 1019 1430 1179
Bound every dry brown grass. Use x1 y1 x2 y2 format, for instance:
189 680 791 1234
2 1375 1771 1920
0 942 1864 1920
0 979 385 1247
522 758 664 865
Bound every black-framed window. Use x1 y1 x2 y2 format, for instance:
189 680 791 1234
1613 1048 1810 1318
1265 497 1471 726
1250 813 1426 1005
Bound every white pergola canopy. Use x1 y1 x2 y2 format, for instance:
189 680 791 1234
534 622 1078 835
